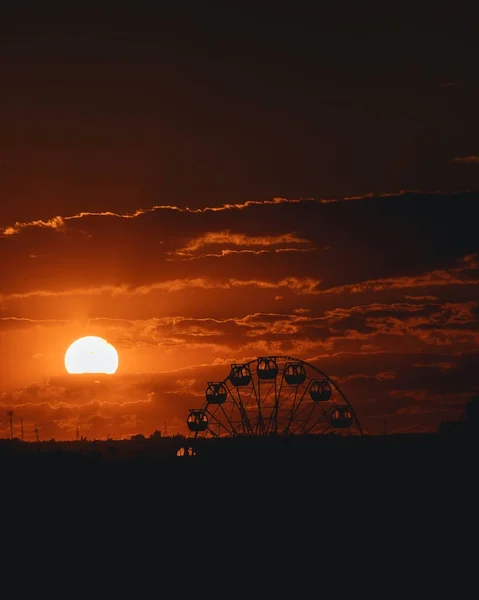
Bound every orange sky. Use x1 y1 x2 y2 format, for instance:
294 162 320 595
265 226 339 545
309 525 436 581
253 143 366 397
1 5 479 441
1 193 478 440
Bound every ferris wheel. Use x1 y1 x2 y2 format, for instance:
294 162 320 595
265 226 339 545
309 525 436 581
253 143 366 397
186 355 362 438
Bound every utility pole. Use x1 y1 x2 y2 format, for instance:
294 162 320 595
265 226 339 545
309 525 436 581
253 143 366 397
34 427 39 442
20 417 24 441
7 410 14 439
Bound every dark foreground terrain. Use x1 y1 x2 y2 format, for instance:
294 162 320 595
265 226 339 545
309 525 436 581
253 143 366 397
2 430 476 498
1 430 476 579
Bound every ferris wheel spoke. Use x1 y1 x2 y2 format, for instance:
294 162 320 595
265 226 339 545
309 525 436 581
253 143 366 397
255 378 272 434
298 394 332 434
233 386 254 435
226 386 247 436
251 377 266 435
279 382 308 433
302 407 334 435
264 372 283 435
274 372 285 434
246 386 263 434
275 386 308 434
291 403 317 435
211 404 239 437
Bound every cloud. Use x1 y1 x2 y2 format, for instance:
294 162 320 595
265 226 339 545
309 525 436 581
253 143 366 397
1 190 478 437
452 156 479 164
1 191 478 300
0 276 324 304
167 231 318 260
173 231 310 253
315 255 479 295
0 316 70 333
2 348 477 439
0 197 311 237
1 216 65 236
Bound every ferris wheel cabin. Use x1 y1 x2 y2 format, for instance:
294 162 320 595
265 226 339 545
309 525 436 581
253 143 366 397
205 382 227 404
309 379 332 402
187 409 209 432
256 357 279 380
229 364 252 386
284 361 307 385
330 407 354 429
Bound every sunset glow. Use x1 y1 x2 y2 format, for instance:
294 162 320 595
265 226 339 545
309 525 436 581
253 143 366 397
64 336 119 375
1 5 478 443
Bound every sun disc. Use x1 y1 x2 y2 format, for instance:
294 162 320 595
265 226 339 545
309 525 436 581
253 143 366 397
64 336 119 374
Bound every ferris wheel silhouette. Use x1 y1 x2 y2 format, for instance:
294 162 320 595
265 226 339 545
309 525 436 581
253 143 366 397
186 355 362 438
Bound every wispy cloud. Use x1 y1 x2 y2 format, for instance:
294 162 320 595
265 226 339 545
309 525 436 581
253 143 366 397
168 246 322 261
1 216 65 236
167 231 324 260
452 156 479 164
0 197 313 237
316 256 479 295
169 231 313 258
0 276 323 302
2 190 462 237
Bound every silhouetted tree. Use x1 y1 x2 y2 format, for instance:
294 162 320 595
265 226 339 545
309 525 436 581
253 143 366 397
438 395 479 436
464 395 479 427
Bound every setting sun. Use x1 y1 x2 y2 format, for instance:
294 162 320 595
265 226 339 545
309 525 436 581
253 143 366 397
64 336 119 375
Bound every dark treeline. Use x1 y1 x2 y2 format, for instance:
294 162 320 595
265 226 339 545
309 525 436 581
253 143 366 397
1 423 476 478
2 394 478 464
2 397 477 511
